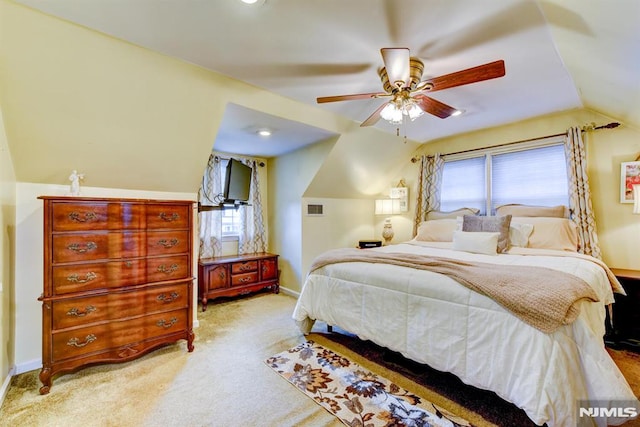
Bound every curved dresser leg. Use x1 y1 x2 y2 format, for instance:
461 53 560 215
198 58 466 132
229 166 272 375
39 368 51 395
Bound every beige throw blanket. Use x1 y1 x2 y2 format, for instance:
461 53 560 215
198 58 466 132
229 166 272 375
309 248 600 333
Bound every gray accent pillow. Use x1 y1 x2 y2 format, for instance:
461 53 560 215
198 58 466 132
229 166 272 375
462 214 512 253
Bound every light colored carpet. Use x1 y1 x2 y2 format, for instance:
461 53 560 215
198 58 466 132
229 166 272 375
1 293 341 427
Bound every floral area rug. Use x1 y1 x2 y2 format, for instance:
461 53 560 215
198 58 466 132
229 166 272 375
266 340 472 427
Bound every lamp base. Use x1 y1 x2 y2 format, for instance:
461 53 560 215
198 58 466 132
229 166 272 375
381 219 394 246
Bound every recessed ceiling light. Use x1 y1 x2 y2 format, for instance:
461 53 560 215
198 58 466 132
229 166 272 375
240 0 265 4
257 129 272 137
451 110 463 117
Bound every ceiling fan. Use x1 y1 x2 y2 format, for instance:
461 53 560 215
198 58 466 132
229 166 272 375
317 48 505 128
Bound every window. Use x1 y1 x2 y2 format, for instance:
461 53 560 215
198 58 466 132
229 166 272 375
221 207 241 236
440 140 569 215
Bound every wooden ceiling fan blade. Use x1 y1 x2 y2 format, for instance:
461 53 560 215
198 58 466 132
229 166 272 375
317 92 387 104
360 102 389 127
426 60 505 93
414 94 457 119
380 48 410 87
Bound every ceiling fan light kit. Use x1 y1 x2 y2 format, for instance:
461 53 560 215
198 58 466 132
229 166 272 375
316 48 506 130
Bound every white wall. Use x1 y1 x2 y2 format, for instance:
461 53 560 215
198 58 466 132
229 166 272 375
13 183 197 371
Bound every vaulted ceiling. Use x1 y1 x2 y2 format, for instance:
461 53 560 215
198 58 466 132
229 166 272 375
11 0 640 156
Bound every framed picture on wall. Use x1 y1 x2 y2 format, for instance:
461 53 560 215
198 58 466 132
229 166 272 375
390 187 409 212
620 161 640 203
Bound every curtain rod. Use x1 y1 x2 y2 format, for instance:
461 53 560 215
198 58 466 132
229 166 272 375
410 121 620 163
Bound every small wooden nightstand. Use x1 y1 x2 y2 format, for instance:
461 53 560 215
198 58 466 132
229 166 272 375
608 268 640 351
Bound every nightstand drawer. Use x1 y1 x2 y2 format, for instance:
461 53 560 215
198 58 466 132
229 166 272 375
231 260 258 274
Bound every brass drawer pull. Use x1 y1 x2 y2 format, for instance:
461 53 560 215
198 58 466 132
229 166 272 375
238 263 253 272
156 292 179 303
67 242 98 253
67 305 97 317
157 238 179 248
67 272 97 283
238 277 252 284
157 264 179 274
68 212 98 223
67 334 97 348
159 212 179 222
156 317 178 329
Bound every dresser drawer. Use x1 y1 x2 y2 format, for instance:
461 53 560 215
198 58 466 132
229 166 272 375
146 230 190 256
52 203 108 231
231 260 258 274
52 233 109 263
52 282 190 330
52 232 146 263
146 204 190 229
147 255 190 282
52 308 188 361
231 272 258 286
52 259 146 295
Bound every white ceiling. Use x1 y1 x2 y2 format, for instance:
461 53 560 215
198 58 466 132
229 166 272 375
13 0 640 157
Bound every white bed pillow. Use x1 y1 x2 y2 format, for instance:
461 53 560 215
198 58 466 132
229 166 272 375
511 217 579 251
452 230 500 255
509 222 534 247
415 219 458 242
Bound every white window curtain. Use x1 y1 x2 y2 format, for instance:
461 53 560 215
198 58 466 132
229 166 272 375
238 159 267 254
565 127 602 259
198 154 223 259
413 154 445 236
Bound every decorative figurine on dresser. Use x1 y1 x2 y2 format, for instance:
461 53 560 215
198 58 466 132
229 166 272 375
37 196 195 394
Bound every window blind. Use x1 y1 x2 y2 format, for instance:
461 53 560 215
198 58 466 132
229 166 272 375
439 142 569 215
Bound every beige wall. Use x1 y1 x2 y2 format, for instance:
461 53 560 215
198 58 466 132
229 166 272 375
0 107 17 399
269 138 335 293
392 108 640 270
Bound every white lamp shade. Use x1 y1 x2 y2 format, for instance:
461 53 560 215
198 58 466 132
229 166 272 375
375 199 402 215
633 184 640 214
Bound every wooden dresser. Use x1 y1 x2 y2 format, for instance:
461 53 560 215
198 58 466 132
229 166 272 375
38 196 195 394
198 252 279 311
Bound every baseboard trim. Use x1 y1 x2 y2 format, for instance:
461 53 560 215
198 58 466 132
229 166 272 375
279 286 299 298
15 359 41 375
0 366 16 408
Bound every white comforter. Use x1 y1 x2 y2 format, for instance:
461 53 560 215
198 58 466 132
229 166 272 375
293 242 639 427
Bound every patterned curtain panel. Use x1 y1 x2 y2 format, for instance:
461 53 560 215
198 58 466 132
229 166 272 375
565 127 602 259
238 159 267 254
198 154 223 259
413 154 445 236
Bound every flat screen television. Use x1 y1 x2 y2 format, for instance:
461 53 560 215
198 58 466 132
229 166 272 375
223 159 252 203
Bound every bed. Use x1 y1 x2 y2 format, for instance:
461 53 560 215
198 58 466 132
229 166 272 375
292 212 640 427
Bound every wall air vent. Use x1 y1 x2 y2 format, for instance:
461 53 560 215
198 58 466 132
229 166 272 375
306 204 324 216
